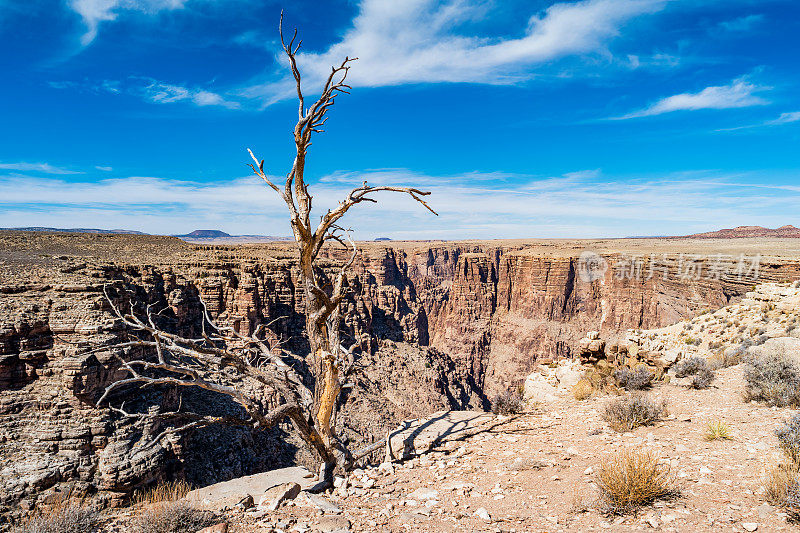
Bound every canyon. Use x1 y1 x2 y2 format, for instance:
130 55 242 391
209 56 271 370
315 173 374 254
2 231 800 515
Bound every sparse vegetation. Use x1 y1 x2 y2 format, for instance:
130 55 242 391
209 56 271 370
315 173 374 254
573 378 594 401
11 501 99 533
705 420 732 441
492 389 524 415
776 414 800 465
691 367 715 389
596 449 678 514
765 416 800 521
602 394 667 432
613 367 654 391
130 501 215 533
674 356 707 378
744 346 800 407
132 480 191 506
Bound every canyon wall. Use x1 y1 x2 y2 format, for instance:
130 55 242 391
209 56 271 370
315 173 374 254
2 232 800 513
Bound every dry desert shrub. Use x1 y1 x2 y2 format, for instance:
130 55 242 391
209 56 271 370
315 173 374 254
596 449 678 514
765 462 800 503
491 388 524 415
602 394 667 432
132 480 191 506
765 415 800 521
129 501 215 533
613 367 653 391
674 356 707 378
690 367 715 389
777 414 800 465
11 501 99 533
743 347 800 407
704 420 732 441
573 378 594 400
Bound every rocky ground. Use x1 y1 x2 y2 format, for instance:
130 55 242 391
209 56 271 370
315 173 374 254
150 364 792 532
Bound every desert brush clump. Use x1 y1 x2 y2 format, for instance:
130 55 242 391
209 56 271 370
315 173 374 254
596 449 679 514
129 501 215 533
613 367 654 391
690 367 715 389
765 415 800 521
492 388 525 415
776 414 800 465
743 346 800 407
602 393 667 432
674 356 707 378
10 501 100 533
704 420 732 441
573 378 594 400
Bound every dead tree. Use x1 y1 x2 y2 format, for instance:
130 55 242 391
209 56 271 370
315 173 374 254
245 15 437 478
93 14 436 486
93 287 335 470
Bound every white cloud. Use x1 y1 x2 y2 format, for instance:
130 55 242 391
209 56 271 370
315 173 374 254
0 162 82 174
766 111 800 126
49 76 241 109
95 165 114 171
139 80 240 108
69 0 188 45
718 14 764 33
2 169 799 239
242 0 667 104
717 110 800 132
615 76 769 119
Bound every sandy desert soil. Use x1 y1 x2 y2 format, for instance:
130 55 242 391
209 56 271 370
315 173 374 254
195 364 792 532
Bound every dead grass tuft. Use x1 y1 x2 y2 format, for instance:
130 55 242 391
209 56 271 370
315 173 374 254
132 480 192 506
596 449 679 514
11 500 99 533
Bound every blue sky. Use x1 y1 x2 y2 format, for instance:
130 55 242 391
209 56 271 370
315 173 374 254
1 0 799 239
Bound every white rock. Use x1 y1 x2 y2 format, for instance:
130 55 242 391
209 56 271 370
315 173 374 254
474 507 491 521
741 523 758 532
408 488 439 501
523 372 559 402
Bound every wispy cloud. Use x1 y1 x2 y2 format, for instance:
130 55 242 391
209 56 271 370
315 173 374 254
48 76 240 109
2 169 799 238
765 111 800 126
69 0 188 45
718 14 764 33
140 79 240 108
95 165 114 171
0 162 82 174
614 75 770 119
242 0 668 105
717 110 800 132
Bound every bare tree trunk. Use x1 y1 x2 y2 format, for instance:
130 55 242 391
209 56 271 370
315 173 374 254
244 13 438 482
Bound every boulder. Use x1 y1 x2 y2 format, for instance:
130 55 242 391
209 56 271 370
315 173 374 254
257 482 301 511
523 373 559 403
184 466 315 511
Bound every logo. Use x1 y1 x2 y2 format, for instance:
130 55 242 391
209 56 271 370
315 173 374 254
578 250 608 283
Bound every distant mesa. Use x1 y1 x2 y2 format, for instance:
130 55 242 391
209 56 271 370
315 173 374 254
683 225 800 239
374 237 392 241
1 227 146 235
174 229 290 244
177 229 232 239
